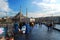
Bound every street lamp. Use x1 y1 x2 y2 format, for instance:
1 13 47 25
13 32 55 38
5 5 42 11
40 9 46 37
51 13 54 27
5 11 8 23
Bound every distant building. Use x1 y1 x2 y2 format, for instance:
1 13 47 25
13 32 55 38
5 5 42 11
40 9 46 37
0 18 2 22
35 16 60 24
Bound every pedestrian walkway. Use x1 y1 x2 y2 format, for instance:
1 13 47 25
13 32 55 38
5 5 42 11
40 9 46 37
15 24 60 40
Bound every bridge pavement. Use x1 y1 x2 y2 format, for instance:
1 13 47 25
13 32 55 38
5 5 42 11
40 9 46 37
14 24 60 40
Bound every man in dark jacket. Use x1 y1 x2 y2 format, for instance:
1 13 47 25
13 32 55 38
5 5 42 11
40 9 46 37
13 21 19 35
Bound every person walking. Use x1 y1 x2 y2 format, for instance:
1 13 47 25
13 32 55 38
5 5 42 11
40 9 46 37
13 21 19 35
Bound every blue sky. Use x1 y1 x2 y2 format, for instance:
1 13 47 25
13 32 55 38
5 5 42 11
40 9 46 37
8 0 39 15
0 0 60 18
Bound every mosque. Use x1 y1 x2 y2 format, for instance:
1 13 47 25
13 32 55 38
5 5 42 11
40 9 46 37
13 8 30 23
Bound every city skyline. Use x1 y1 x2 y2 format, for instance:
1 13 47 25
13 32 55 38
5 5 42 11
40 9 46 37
0 0 60 18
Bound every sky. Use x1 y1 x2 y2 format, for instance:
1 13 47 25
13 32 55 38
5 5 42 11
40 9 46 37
0 0 60 18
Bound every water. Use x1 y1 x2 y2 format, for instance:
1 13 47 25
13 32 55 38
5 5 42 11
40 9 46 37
54 24 60 30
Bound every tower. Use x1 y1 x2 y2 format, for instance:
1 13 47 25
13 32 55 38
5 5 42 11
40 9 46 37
20 6 22 15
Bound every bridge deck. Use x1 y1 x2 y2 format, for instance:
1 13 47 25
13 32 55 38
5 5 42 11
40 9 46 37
14 24 60 40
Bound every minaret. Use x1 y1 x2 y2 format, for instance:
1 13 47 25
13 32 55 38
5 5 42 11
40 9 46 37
20 6 22 14
26 8 28 23
20 6 22 22
26 8 28 17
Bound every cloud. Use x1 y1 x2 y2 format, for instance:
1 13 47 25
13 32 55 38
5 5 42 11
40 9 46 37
0 0 14 17
0 12 6 17
28 12 60 18
28 12 50 18
31 0 60 17
33 2 60 11
43 0 56 3
0 0 11 12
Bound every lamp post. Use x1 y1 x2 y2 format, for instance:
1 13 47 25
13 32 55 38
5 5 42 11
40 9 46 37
4 11 8 27
51 13 54 28
5 11 8 23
